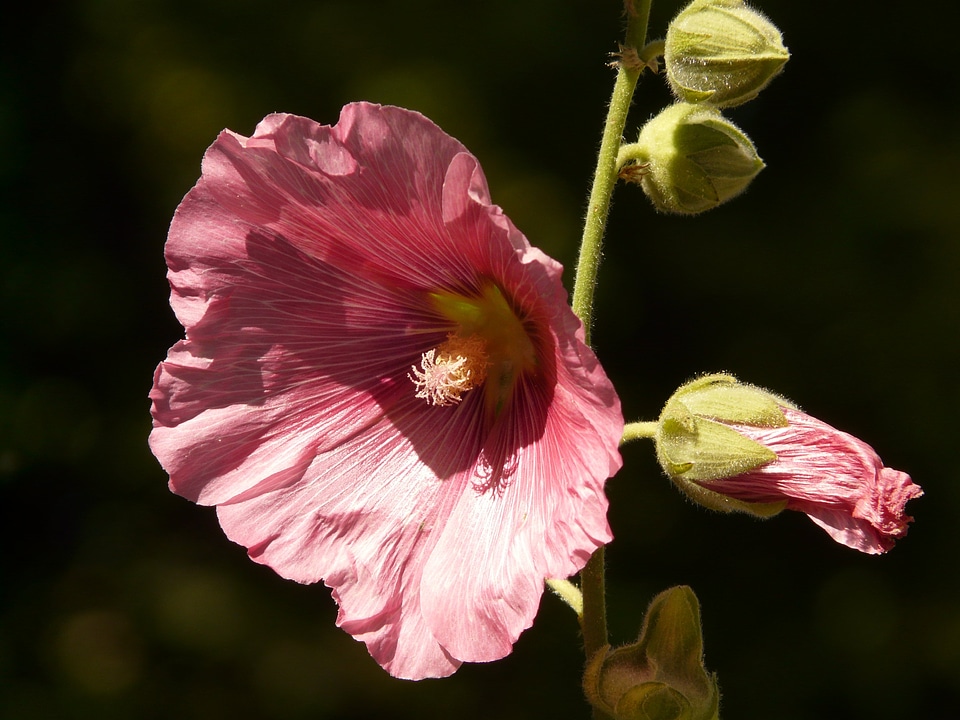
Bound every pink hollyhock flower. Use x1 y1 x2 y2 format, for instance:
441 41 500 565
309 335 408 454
148 103 623 679
656 375 922 554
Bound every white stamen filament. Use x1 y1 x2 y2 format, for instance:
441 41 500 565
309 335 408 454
410 335 489 406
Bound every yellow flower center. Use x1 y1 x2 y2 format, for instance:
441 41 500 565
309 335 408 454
411 283 537 415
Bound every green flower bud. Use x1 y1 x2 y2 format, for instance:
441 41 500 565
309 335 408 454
620 103 763 215
654 374 790 517
583 586 720 720
665 0 789 108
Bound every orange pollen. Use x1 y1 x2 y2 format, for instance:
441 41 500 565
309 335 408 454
409 334 489 406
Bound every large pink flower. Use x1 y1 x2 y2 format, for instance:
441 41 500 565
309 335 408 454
713 408 921 554
148 103 623 679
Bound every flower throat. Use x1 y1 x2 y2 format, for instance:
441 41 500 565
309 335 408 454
410 283 536 415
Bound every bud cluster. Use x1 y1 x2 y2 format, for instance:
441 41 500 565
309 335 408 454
620 0 789 214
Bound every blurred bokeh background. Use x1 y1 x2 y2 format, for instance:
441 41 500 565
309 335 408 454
2 0 958 718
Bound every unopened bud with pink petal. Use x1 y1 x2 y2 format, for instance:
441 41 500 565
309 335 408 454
654 374 922 554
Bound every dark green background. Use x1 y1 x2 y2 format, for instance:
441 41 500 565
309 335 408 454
3 1 958 718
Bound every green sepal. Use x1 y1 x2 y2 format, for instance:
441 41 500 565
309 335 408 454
671 373 790 427
658 413 776 481
670 471 787 518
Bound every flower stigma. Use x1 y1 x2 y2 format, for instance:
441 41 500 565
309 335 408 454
411 334 489 406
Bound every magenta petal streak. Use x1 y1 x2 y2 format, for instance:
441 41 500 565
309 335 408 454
149 103 623 679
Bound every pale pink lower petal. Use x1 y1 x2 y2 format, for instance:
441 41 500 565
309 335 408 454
213 396 480 678
802 509 891 554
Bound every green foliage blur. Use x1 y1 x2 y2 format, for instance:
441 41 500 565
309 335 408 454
2 1 958 718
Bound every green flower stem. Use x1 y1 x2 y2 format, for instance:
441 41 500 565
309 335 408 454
573 6 652 720
578 547 611 717
571 64 641 346
621 421 659 444
571 0 653 337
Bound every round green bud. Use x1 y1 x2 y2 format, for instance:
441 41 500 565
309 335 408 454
621 103 764 215
665 0 789 108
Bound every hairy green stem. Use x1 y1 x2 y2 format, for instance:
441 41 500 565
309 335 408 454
621 421 659 444
574 5 653 720
571 0 653 345
571 70 639 345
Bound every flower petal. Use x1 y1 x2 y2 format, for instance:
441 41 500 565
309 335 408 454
722 408 922 553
